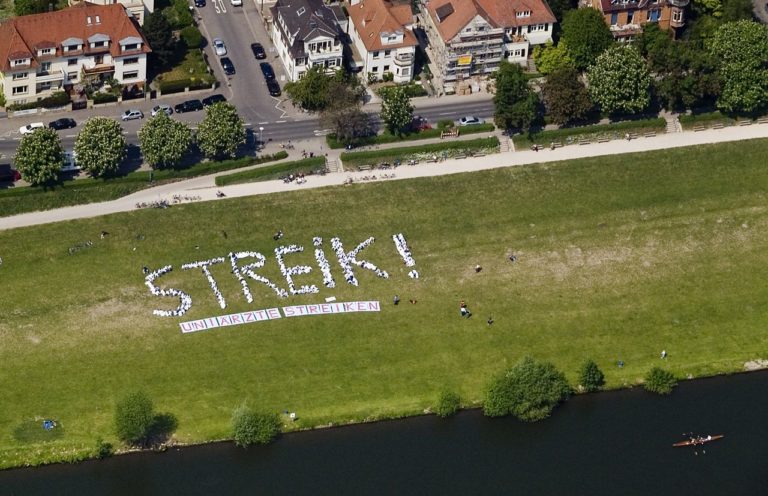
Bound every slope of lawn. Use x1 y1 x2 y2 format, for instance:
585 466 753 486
1 139 768 468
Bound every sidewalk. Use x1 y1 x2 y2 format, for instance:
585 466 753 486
1 122 767 231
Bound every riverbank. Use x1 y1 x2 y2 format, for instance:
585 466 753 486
1 139 768 469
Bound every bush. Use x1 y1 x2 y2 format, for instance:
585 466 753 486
231 405 281 447
483 356 571 422
216 156 324 186
159 78 191 94
8 91 70 111
115 391 155 445
437 119 454 129
92 93 119 104
382 72 394 82
435 391 461 418
180 26 202 49
94 438 114 459
513 118 666 148
376 82 428 99
644 367 678 395
578 359 605 392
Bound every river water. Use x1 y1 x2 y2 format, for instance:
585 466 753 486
2 371 766 495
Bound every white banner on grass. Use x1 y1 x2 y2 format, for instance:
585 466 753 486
179 308 281 333
282 300 381 317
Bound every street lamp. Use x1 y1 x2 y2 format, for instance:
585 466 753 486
259 126 264 148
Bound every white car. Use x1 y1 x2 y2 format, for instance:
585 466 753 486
151 104 173 117
19 122 44 135
121 109 144 121
230 0 242 5
458 116 483 126
62 150 80 172
213 38 227 56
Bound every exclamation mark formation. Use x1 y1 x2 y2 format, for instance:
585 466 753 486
392 233 419 279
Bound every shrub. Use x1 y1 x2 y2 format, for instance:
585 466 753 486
92 93 119 104
8 91 70 111
94 438 114 459
435 391 461 418
382 71 394 82
484 356 571 422
159 78 191 94
437 119 454 129
578 359 605 392
644 367 678 395
115 391 155 445
180 26 202 49
231 405 281 447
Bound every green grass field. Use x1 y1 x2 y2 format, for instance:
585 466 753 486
2 139 768 468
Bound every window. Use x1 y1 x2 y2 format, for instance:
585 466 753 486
296 57 305 65
384 49 391 56
12 72 28 80
383 65 390 71
95 55 104 65
123 43 138 51
93 41 106 48
67 71 78 80
626 10 634 22
401 67 410 76
122 71 139 79
672 9 683 21
123 57 139 65
68 58 78 66
477 26 485 32
40 62 51 72
516 10 531 17
40 48 53 56
373 51 380 58
12 86 28 95
647 9 660 21
64 45 79 52
610 12 618 24
371 66 378 72
12 59 29 67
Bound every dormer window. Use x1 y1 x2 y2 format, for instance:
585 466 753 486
516 10 531 17
12 58 30 67
39 48 54 56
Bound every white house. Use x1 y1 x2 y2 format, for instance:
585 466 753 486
270 0 348 81
0 3 151 106
346 0 418 83
69 0 155 25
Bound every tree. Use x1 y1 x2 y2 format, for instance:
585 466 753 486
231 405 281 447
708 20 768 113
14 128 64 186
546 0 578 24
561 8 614 70
435 390 461 418
380 86 414 135
139 112 192 169
483 356 571 422
533 41 575 75
493 60 539 131
180 26 203 50
722 0 754 21
284 66 333 111
578 359 605 392
115 391 155 445
644 367 678 394
74 117 126 177
196 102 246 159
143 11 176 68
541 66 593 125
13 0 49 16
320 76 373 144
587 45 652 115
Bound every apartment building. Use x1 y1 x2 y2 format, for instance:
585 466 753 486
586 0 690 41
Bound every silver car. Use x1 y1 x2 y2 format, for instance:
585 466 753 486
213 38 227 56
151 104 173 117
121 109 144 121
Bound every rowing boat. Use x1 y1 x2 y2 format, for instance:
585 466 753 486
673 435 724 447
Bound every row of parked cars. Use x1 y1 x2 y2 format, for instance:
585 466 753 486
119 94 228 121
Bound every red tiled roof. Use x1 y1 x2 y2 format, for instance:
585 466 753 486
0 3 150 72
426 0 555 42
348 0 418 51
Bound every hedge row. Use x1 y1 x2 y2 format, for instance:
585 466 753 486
376 83 428 99
340 137 499 167
92 93 119 104
159 79 191 94
326 123 496 149
216 156 326 186
8 91 71 111
513 118 666 148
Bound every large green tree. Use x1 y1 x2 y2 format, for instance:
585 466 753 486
143 11 176 68
138 113 192 169
541 66 592 125
561 8 614 70
13 0 50 16
708 20 768 113
533 40 575 75
380 86 414 135
14 128 64 186
196 102 246 159
578 359 606 392
587 45 652 114
483 356 571 422
115 391 155 445
722 0 755 21
493 60 538 131
284 66 333 111
74 117 127 177
320 82 374 145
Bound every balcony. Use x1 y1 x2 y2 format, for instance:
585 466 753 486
307 48 343 61
667 0 689 6
35 69 66 83
393 53 413 66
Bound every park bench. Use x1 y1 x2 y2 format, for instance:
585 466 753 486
628 133 640 140
425 157 439 163
454 154 467 159
644 132 656 138
357 164 373 171
693 125 706 132
712 123 724 129
597 137 610 143
757 117 768 124
739 120 752 126
578 139 591 145
551 142 563 148
473 153 486 157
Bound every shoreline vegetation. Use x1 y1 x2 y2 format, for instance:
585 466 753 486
2 138 768 470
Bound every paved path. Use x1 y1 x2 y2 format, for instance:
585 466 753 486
1 122 767 231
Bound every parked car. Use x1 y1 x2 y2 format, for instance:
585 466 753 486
221 57 236 76
48 118 76 130
19 122 44 135
458 116 483 126
0 163 21 183
260 62 275 81
202 94 227 106
174 100 204 113
62 150 80 173
121 109 144 121
213 38 227 56
194 0 205 6
250 42 266 59
267 79 281 97
411 115 431 131
151 104 173 117
231 0 242 5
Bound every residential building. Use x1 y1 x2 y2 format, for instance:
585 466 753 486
347 0 418 83
421 0 556 92
0 3 151 106
69 0 155 25
586 0 690 41
270 0 348 81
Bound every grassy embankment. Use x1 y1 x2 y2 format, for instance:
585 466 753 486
1 139 768 469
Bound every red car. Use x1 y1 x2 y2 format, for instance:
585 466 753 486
0 163 21 182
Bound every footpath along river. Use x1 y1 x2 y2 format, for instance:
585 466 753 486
1 370 766 495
